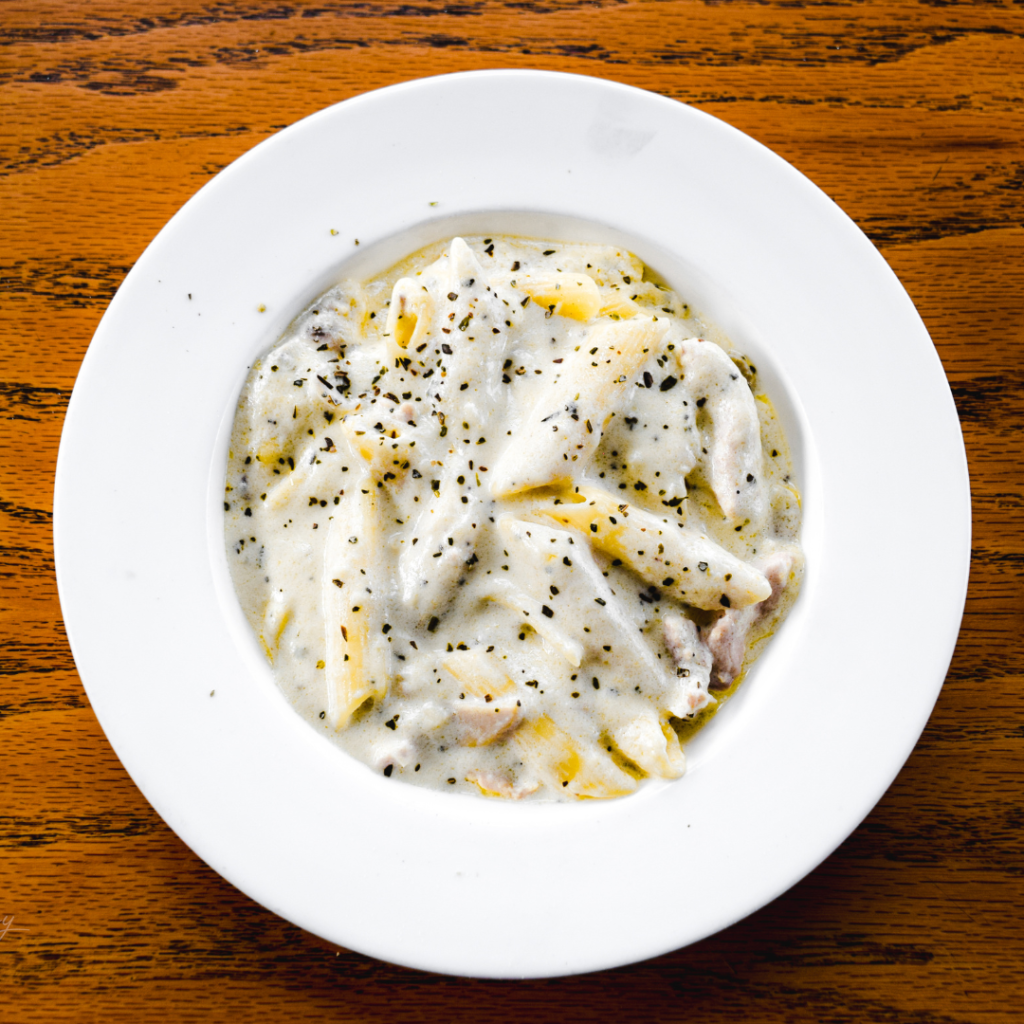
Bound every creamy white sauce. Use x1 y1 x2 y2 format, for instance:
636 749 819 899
225 236 803 800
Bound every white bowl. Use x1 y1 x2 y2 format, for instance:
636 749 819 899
54 70 970 978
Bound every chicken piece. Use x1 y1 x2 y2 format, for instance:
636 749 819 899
662 614 715 716
677 337 767 531
455 704 520 747
703 546 801 689
490 315 669 497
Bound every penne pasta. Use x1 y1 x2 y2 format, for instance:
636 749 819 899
442 648 516 698
513 715 637 799
676 336 767 530
510 271 601 321
321 475 390 728
610 712 686 780
384 277 434 351
535 485 771 610
490 315 669 497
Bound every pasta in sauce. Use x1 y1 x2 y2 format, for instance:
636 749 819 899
224 236 803 800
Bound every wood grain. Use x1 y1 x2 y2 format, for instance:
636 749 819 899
2 1 1022 1020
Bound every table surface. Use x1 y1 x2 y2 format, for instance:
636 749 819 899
2 1 1022 1020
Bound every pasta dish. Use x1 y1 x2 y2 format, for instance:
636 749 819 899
224 236 803 799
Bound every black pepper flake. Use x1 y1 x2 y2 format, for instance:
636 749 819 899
698 561 708 572
447 778 456 785
659 375 678 392
382 623 392 634
562 556 572 566
594 597 606 606
442 343 453 354
720 594 731 607
542 249 556 255
592 677 600 689
447 292 458 301
662 577 675 586
319 711 325 720
427 616 440 633
542 605 554 618
696 397 707 408
244 508 252 517
643 371 654 388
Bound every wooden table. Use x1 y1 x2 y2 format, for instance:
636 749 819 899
3 2 1022 1019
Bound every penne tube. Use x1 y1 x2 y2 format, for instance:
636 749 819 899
535 486 771 610
340 409 417 482
443 648 516 698
322 475 389 728
384 277 434 351
490 315 669 497
676 337 767 530
598 293 641 319
258 590 290 664
513 715 637 799
485 579 584 668
512 271 601 320
611 713 686 780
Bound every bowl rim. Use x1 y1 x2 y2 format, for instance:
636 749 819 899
54 68 970 978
